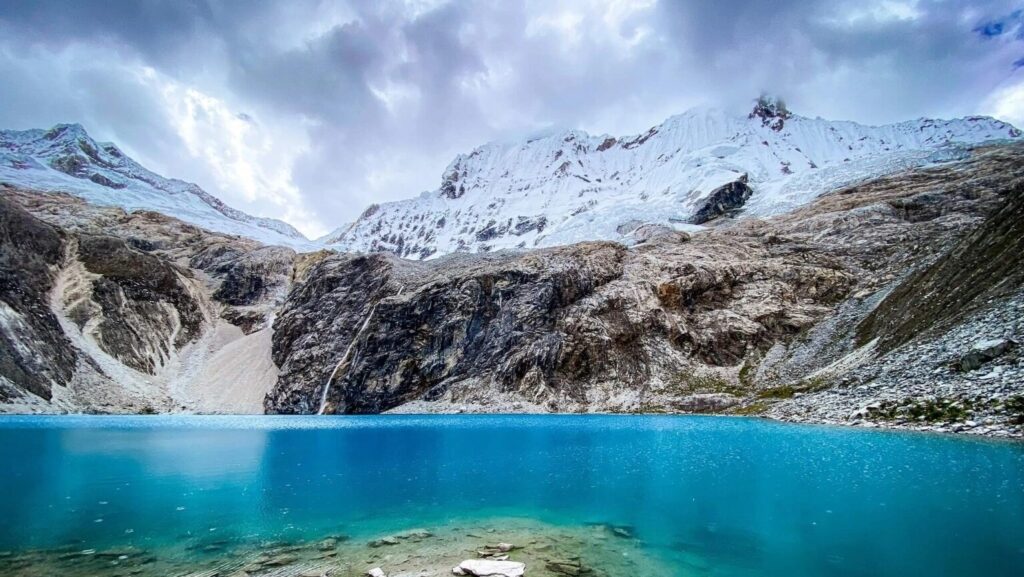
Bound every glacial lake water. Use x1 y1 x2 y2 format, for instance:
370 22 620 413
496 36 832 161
0 415 1021 577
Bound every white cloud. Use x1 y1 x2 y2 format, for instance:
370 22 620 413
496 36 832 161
983 76 1024 128
154 78 326 237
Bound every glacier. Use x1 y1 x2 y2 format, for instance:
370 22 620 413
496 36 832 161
324 102 1021 259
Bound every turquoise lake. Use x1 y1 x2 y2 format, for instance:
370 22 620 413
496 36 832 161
0 415 1021 576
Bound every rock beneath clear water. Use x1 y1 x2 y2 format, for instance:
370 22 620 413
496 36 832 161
453 559 526 577
400 529 433 540
610 526 634 539
263 553 298 566
369 536 400 548
318 538 338 551
546 558 587 576
478 542 518 558
367 568 386 577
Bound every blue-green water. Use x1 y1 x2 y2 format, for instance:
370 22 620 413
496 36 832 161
0 415 1021 576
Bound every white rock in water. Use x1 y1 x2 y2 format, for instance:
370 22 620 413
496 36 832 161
452 559 526 577
367 568 386 577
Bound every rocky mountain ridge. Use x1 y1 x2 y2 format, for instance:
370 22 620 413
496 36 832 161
0 123 311 248
266 143 1024 437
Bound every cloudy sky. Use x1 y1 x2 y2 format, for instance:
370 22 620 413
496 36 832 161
2 0 1024 238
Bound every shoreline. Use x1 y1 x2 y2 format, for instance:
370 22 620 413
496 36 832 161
0 409 1020 440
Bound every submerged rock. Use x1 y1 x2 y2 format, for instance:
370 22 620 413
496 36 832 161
262 553 298 566
369 536 400 548
546 558 592 576
477 542 519 560
400 528 433 540
610 526 634 539
453 559 526 577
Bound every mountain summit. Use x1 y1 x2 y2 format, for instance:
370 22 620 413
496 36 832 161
0 123 311 248
324 101 1021 259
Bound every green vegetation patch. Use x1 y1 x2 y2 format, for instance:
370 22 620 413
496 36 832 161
1003 395 1024 425
757 385 795 399
737 355 759 389
866 398 975 423
730 401 772 416
756 375 831 399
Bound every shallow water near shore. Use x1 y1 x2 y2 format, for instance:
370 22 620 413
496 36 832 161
0 414 1021 576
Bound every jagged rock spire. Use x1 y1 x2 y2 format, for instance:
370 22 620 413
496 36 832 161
749 94 791 131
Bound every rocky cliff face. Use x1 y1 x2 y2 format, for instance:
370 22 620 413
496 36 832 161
266 233 853 415
0 197 76 402
0 187 295 413
856 181 1024 354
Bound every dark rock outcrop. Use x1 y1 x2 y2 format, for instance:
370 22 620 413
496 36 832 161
72 234 207 374
267 253 402 413
689 175 752 224
0 198 76 401
959 338 1016 372
209 246 295 307
749 95 791 131
267 243 637 413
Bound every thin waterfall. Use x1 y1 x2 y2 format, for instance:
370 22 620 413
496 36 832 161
316 286 403 415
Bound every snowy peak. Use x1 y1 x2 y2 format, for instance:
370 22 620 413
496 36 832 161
0 123 311 248
325 102 1021 259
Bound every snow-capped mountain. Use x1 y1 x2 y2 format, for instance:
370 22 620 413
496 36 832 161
326 99 1022 259
0 123 312 248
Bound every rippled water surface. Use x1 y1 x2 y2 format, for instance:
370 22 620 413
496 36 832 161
0 415 1022 576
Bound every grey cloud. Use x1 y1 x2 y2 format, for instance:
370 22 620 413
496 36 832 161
0 0 218 71
655 0 1024 120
